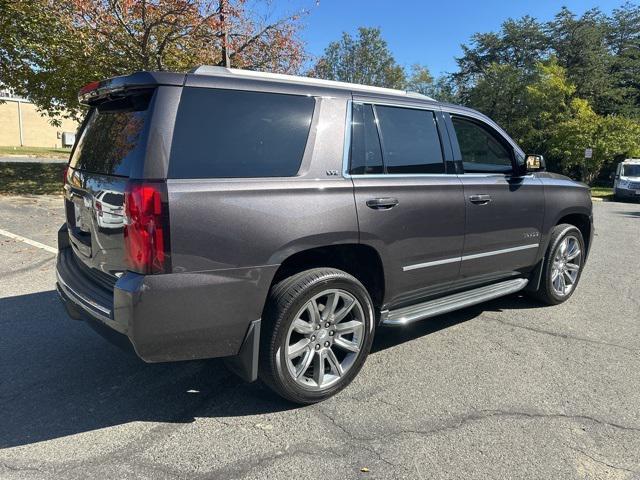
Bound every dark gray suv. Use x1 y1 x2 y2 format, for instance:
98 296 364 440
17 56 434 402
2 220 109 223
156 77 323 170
56 66 593 403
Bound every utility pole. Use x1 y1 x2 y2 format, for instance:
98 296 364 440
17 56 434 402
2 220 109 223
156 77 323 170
220 0 230 68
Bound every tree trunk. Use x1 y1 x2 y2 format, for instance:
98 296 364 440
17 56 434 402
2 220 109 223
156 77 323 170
220 0 230 68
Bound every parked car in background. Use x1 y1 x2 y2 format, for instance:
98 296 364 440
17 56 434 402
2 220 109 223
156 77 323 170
94 190 124 231
613 159 640 201
56 67 593 404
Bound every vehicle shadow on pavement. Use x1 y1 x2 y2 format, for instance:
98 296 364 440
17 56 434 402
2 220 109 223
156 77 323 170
615 210 640 218
0 290 544 449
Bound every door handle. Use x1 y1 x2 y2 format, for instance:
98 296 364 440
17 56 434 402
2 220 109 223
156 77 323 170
366 197 399 210
469 194 492 205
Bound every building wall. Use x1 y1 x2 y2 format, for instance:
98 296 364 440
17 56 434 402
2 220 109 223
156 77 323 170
0 101 21 146
0 99 79 148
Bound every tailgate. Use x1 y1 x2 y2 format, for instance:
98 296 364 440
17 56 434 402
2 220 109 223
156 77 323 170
64 89 154 278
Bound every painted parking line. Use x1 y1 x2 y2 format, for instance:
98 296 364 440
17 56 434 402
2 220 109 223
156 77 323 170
0 228 57 254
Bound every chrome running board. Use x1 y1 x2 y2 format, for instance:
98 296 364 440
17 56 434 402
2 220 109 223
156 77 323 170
381 278 529 326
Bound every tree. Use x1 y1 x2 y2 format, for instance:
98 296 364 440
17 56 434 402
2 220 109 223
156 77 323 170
0 0 309 122
547 100 640 183
466 63 530 139
406 64 434 95
310 27 406 89
548 7 614 115
523 58 578 154
525 60 640 182
445 5 640 183
607 2 640 117
451 16 549 103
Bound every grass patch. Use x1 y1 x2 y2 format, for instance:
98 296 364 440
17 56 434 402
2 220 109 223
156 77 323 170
0 162 65 195
591 187 613 200
0 146 71 159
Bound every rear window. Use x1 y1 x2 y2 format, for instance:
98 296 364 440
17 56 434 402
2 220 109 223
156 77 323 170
69 91 152 176
101 192 123 206
168 88 315 178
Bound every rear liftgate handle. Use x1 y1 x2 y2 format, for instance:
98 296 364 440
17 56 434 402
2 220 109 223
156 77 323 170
366 198 399 210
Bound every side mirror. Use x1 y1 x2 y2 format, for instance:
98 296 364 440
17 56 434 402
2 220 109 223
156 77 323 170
525 154 546 173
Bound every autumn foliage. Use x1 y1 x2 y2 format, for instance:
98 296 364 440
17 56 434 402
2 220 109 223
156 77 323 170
0 0 308 120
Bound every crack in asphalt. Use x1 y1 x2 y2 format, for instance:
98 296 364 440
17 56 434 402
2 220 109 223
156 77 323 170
482 315 639 354
571 446 639 475
46 371 242 479
313 406 640 444
0 255 55 278
0 461 46 474
316 406 400 470
383 409 640 442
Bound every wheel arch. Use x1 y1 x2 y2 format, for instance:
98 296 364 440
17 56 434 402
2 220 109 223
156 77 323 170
266 244 386 311
554 212 592 258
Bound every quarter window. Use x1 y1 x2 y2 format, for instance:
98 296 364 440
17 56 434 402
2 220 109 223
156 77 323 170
169 88 315 178
452 116 513 173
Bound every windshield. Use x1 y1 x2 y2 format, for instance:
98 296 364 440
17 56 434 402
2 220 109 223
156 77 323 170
622 164 640 177
69 90 153 177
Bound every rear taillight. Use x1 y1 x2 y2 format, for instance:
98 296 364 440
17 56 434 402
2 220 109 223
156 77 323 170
95 201 103 216
123 181 170 274
63 165 69 185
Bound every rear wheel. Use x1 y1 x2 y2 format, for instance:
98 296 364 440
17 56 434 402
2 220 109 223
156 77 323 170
530 224 585 305
260 268 375 404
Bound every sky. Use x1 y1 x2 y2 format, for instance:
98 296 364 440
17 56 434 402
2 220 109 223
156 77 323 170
277 0 630 76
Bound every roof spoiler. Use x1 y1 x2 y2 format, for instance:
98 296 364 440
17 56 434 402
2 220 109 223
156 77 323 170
78 71 185 105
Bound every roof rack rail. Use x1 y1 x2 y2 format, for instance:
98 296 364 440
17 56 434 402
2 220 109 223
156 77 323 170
188 66 435 101
405 91 435 100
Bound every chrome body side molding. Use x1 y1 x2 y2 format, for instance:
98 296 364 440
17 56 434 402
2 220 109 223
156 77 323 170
402 244 539 272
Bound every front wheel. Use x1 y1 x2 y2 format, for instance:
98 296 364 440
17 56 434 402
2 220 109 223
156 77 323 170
530 224 586 305
259 268 375 404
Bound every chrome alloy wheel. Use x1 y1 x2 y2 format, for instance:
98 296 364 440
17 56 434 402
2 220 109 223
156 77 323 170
551 234 582 297
285 289 365 390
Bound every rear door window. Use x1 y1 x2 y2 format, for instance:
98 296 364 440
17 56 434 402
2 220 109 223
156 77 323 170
350 103 384 174
168 88 315 178
375 105 445 174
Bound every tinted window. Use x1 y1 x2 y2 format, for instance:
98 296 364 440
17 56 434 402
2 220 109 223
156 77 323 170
69 91 152 176
452 116 513 173
623 164 640 176
375 106 444 174
350 103 383 174
169 88 314 178
101 192 123 206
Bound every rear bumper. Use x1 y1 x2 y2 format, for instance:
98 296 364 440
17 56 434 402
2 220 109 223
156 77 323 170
55 229 277 366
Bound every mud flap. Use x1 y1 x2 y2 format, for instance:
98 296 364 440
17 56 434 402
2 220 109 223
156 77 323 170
524 256 545 293
224 319 261 382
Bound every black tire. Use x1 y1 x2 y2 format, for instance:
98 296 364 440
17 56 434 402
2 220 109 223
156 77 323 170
259 268 375 404
530 224 586 305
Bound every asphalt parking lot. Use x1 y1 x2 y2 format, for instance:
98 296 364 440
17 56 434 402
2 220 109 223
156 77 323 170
1 195 639 480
